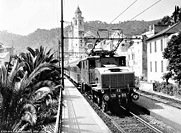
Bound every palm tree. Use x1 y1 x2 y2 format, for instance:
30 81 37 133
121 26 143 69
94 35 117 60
0 46 62 131
18 46 59 76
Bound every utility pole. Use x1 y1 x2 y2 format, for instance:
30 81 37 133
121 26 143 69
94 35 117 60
61 0 64 88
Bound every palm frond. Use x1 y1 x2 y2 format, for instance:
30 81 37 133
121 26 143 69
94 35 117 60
46 48 52 56
22 103 37 125
50 59 59 64
0 64 7 88
8 59 25 84
27 47 36 57
25 63 56 88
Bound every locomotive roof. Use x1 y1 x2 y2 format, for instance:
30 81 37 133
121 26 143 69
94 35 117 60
80 55 126 61
80 56 100 60
68 59 81 67
95 66 134 74
67 55 126 67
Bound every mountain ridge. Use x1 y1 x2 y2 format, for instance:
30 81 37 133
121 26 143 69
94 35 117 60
0 20 160 54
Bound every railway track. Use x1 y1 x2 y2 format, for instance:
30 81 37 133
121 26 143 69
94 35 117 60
83 92 164 133
111 105 163 133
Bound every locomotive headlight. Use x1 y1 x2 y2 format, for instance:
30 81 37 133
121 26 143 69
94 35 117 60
103 94 109 101
131 93 139 101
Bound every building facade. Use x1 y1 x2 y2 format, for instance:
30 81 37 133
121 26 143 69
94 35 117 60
146 22 181 82
0 42 14 66
125 24 171 81
68 6 86 61
127 35 147 79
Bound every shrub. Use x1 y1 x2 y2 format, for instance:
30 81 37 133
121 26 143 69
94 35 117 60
153 81 176 96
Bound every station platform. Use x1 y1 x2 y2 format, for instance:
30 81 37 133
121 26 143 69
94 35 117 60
62 78 112 133
134 82 181 132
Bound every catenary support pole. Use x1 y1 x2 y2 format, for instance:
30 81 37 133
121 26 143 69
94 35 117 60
61 0 64 89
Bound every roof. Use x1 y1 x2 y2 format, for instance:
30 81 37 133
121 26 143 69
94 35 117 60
68 59 81 67
84 30 96 38
146 22 181 41
75 6 82 14
95 66 132 75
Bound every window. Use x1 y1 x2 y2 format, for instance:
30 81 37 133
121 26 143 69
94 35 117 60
155 61 157 72
150 43 152 53
80 39 83 47
82 61 85 69
161 39 163 51
150 62 152 72
155 41 157 52
79 20 82 25
132 54 135 60
89 60 95 69
75 20 77 25
161 60 163 72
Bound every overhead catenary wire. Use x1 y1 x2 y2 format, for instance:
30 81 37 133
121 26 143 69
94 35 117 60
63 0 162 40
130 0 161 20
110 0 138 24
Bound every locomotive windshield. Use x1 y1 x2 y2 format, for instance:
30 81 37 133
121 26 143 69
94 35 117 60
100 56 126 66
89 59 95 68
108 68 121 72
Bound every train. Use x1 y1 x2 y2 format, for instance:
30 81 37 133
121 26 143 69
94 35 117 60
65 55 139 112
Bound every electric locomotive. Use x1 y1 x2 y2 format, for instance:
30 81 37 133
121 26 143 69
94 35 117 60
77 55 139 112
66 29 140 112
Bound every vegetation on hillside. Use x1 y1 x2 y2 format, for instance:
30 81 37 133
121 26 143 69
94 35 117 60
84 20 159 37
0 20 159 54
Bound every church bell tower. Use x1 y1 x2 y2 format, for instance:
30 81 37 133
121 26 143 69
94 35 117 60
71 6 85 59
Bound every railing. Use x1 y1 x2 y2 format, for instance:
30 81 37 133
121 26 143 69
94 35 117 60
54 85 64 133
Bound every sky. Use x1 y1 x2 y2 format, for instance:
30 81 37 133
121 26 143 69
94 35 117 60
0 0 181 35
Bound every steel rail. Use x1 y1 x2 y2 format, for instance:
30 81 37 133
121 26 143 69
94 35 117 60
120 105 164 133
103 111 127 133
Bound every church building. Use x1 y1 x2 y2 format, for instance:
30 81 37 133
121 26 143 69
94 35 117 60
68 6 87 61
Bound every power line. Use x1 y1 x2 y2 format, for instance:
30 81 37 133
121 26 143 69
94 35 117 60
110 0 138 24
64 0 161 40
130 0 161 20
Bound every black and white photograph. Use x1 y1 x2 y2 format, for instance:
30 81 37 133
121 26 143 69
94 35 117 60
0 0 181 132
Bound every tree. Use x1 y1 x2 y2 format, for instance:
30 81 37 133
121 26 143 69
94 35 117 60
18 46 59 76
162 71 172 84
163 32 181 83
0 46 61 131
158 6 181 26
172 6 181 23
157 16 172 25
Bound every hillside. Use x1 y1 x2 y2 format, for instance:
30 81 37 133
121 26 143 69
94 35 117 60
84 20 160 36
0 20 159 54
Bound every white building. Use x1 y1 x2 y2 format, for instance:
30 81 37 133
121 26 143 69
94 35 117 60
0 42 14 66
127 35 147 79
146 22 181 82
68 6 85 61
125 24 170 80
